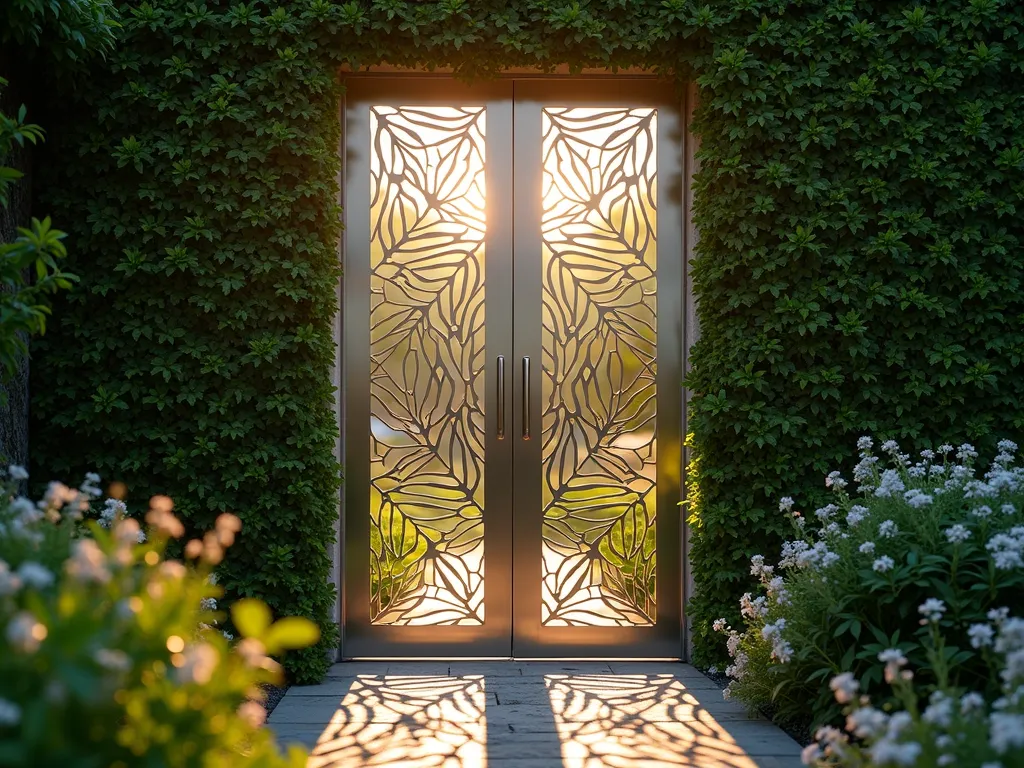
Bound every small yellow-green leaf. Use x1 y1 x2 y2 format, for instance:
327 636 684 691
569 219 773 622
232 598 272 639
264 617 320 652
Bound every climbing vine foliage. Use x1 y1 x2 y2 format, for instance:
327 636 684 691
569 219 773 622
684 0 1024 665
32 0 1024 680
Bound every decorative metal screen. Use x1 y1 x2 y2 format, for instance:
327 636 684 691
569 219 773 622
368 106 487 625
540 107 658 627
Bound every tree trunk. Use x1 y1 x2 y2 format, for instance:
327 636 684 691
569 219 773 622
0 58 33 469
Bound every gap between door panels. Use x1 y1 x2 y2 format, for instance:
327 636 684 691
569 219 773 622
509 79 518 659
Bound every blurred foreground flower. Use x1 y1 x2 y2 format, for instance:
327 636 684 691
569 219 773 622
0 467 316 767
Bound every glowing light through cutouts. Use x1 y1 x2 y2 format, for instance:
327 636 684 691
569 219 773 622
368 106 487 625
540 106 658 627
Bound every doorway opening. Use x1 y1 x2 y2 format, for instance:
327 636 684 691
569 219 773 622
342 78 686 659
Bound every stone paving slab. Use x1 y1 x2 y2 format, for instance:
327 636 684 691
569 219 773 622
267 661 804 767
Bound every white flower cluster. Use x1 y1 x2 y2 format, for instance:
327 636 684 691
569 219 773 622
878 648 912 684
903 488 933 508
766 575 789 605
874 469 906 498
970 622 997 649
713 616 749 689
803 611 1024 768
0 559 56 596
960 442 1024 500
0 495 43 546
6 610 47 653
761 618 793 663
918 598 946 624
718 547 800 694
854 460 880 493
98 498 126 528
749 554 772 579
65 539 112 584
854 438 1024 508
815 503 839 521
0 471 163 610
825 470 847 491
97 498 146 543
878 519 899 538
739 591 768 620
846 504 869 527
40 477 98 522
0 696 21 727
779 539 839 570
945 524 971 544
958 443 981 462
80 472 102 499
0 469 127 549
873 554 895 573
987 527 1024 571
777 438 1024 590
829 671 859 704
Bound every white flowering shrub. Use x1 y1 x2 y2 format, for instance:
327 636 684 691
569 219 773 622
0 467 316 767
717 438 1024 729
802 608 1024 768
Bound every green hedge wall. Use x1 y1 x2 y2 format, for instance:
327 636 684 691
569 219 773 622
684 0 1024 664
32 0 1024 680
32 1 349 682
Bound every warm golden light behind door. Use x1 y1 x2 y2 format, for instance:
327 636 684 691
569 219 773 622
539 107 659 627
368 106 488 625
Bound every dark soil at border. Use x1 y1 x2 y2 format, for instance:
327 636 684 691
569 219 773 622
260 682 290 715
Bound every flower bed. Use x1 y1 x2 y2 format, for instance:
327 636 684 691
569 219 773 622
716 438 1024 735
804 609 1024 767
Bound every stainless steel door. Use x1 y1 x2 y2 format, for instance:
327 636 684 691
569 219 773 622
510 81 683 657
342 80 515 656
343 79 682 658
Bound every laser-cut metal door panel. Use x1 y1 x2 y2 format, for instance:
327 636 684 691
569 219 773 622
343 79 682 658
344 81 515 657
511 81 683 658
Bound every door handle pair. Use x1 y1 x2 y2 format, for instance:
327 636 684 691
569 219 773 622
496 356 529 441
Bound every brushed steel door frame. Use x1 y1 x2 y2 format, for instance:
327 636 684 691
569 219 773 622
341 77 684 659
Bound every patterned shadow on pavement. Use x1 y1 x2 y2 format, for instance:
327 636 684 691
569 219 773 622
268 664 803 767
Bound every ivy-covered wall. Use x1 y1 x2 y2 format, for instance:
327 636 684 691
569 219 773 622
683 0 1024 662
32 0 1024 681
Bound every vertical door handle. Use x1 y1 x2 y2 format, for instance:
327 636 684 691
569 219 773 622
522 356 531 440
496 356 505 440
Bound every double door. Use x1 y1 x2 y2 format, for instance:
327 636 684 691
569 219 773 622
343 79 683 658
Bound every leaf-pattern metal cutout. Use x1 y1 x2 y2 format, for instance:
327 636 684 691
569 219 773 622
369 106 486 625
540 107 658 627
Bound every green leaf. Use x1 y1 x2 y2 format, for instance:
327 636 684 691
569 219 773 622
265 617 321 652
232 598 272 639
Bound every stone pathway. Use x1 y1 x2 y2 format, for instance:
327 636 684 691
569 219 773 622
268 661 803 767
